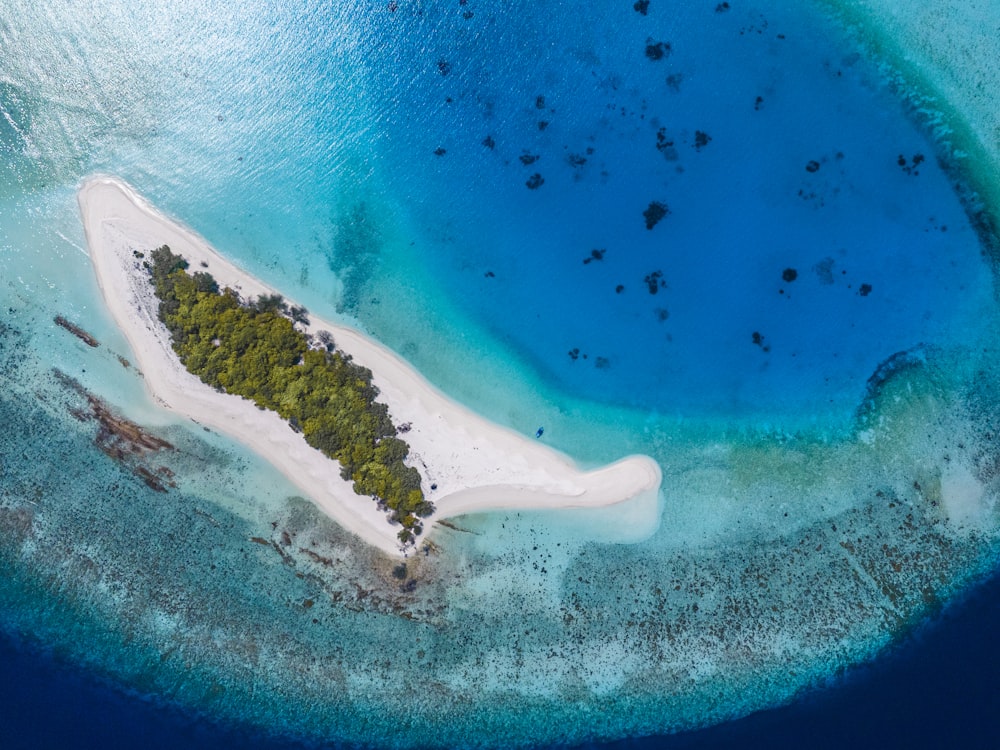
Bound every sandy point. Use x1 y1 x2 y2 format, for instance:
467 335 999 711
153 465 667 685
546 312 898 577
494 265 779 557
79 175 663 557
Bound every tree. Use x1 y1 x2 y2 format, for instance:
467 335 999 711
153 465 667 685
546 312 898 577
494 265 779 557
147 244 433 541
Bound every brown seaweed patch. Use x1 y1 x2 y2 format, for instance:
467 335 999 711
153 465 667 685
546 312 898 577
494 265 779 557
54 315 99 347
53 369 175 490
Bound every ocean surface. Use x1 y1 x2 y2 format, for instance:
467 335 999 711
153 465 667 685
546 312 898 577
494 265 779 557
2 0 1000 747
5 563 1000 750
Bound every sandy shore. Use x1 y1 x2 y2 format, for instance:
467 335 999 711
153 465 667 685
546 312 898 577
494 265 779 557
79 175 662 556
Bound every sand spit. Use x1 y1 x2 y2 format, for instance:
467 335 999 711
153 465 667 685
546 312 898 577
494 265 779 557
79 176 662 556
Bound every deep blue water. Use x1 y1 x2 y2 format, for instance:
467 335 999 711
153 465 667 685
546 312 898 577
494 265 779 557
3 565 1000 749
353 0 989 426
0 633 305 750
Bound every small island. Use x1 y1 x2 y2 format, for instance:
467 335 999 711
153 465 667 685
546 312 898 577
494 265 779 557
80 176 663 556
147 245 430 542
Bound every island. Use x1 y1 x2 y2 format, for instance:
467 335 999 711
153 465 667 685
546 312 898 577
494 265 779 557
80 176 662 555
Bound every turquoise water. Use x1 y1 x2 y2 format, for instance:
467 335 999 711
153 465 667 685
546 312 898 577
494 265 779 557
2 1 1000 747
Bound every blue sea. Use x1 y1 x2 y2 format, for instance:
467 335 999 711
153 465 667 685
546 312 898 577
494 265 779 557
5 565 1000 749
2 0 1000 747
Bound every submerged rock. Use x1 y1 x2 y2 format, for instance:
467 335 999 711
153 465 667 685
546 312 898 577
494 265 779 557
526 173 545 189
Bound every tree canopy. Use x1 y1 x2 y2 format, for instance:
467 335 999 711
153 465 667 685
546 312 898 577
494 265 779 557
147 245 431 543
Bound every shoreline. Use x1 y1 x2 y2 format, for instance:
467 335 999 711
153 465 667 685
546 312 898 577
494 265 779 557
79 175 663 556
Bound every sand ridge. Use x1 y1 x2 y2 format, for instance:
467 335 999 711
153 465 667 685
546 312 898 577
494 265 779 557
79 175 662 556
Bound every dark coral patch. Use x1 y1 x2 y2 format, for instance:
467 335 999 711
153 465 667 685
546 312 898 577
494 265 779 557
643 201 669 229
526 173 544 189
897 153 924 175
656 128 677 160
644 270 665 294
645 39 671 61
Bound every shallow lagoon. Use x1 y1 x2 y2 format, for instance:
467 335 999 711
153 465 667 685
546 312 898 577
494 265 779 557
2 0 1000 747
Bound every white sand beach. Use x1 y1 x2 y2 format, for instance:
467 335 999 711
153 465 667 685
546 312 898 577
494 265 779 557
79 176 662 556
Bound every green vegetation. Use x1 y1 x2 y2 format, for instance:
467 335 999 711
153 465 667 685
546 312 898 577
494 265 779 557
147 245 431 543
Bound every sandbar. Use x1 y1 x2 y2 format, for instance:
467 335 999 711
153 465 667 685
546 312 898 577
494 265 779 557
79 176 662 556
